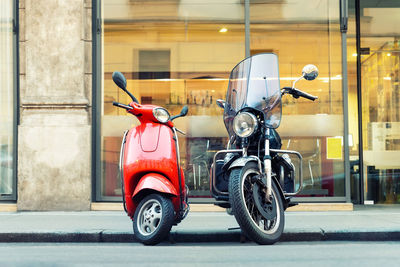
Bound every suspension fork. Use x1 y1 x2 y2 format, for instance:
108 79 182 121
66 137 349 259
264 128 272 201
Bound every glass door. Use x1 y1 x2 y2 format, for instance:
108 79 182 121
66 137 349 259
359 0 400 204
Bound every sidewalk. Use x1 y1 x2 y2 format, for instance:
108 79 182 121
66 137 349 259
0 205 399 243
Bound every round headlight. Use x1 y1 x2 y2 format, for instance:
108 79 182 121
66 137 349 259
233 112 258 138
153 108 170 123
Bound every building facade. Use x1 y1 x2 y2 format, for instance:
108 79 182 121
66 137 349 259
0 0 399 210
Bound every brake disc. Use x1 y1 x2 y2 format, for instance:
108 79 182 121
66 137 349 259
252 183 277 220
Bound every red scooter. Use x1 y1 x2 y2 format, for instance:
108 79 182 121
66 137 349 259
112 71 189 245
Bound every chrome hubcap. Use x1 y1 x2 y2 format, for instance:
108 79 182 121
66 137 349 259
137 199 162 236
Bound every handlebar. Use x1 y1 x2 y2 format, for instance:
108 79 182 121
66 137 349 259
112 101 133 110
282 87 318 101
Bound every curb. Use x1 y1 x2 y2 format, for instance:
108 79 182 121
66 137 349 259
1 230 399 243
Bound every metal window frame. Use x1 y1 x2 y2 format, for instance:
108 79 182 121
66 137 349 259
355 0 364 204
92 0 351 203
92 0 123 202
1 0 18 202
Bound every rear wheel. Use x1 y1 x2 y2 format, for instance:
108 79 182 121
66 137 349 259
133 193 174 245
229 162 284 245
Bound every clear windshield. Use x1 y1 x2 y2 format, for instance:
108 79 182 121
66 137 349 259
224 53 282 137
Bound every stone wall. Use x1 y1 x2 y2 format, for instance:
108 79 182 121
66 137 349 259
17 0 92 210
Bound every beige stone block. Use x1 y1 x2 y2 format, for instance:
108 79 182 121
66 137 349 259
91 203 123 211
19 8 25 42
19 41 25 75
25 0 85 100
0 204 17 212
84 0 92 9
19 74 26 99
19 0 25 9
84 40 92 74
83 6 92 41
84 73 92 107
287 203 354 212
17 111 91 211
20 109 90 126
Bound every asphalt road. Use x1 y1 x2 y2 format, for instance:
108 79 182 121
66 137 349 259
0 242 399 266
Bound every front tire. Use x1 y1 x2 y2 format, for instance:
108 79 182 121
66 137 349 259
133 193 174 245
229 162 284 245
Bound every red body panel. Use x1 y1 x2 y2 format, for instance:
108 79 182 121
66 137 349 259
122 102 186 218
132 173 178 198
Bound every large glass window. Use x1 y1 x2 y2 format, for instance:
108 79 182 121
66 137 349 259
359 0 400 204
98 0 345 201
99 0 245 200
0 1 16 200
249 0 345 199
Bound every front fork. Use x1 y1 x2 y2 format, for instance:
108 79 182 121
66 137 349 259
264 128 272 201
241 128 272 201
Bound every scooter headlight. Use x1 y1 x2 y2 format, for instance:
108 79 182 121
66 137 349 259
153 108 170 123
233 112 258 138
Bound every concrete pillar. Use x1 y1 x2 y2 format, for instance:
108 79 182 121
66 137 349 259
17 0 92 210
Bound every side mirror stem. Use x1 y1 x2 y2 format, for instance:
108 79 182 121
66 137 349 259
123 89 139 104
291 76 303 89
171 105 188 121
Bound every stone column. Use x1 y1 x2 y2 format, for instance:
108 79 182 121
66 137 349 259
17 0 92 210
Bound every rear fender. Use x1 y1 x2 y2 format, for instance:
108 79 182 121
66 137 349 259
132 173 178 199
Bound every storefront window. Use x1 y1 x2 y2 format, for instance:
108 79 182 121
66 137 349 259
360 0 400 204
250 0 345 198
98 0 346 201
0 1 15 200
100 0 245 199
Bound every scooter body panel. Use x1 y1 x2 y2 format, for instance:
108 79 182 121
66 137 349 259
123 122 184 218
132 173 178 198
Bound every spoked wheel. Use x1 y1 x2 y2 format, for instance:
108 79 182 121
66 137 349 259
229 162 284 245
133 194 174 245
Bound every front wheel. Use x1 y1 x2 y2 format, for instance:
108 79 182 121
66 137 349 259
229 162 284 245
133 193 174 245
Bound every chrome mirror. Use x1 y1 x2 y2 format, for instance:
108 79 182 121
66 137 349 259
302 64 319 81
216 99 226 109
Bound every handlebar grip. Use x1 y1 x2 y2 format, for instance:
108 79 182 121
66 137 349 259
112 101 133 110
286 88 317 101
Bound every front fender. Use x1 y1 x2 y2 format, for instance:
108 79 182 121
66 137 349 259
228 156 260 171
132 173 178 198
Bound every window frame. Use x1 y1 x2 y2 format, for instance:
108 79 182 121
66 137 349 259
92 0 351 203
0 0 18 202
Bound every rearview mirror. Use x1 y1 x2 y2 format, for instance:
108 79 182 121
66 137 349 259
302 64 319 81
112 71 127 90
170 105 189 121
216 99 226 109
180 105 188 116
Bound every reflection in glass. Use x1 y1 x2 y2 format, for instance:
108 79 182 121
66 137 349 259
360 0 400 204
250 0 345 198
101 0 245 198
100 0 345 199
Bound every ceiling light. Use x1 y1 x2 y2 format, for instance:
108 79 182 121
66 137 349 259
219 27 228 33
